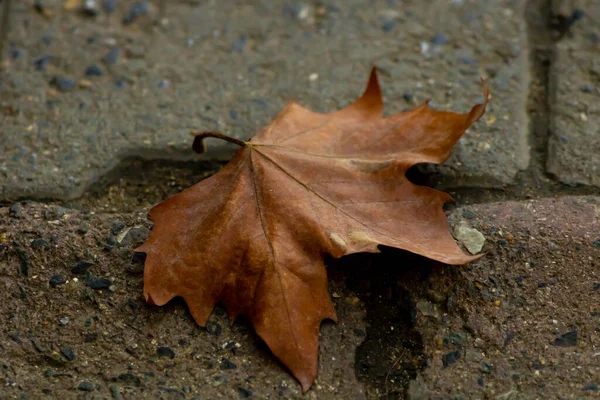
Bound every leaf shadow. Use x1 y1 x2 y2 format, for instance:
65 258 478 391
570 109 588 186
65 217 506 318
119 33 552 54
326 248 451 398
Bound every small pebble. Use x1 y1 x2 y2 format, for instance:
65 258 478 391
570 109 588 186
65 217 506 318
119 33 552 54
220 358 237 370
33 55 52 70
231 36 247 53
85 64 105 77
51 76 77 92
82 0 99 16
10 332 22 344
49 275 66 288
583 383 598 391
110 221 126 235
157 346 175 359
454 221 485 254
431 33 449 45
213 375 229 386
552 329 578 347
118 227 150 247
206 322 222 336
10 48 25 60
102 48 120 65
458 56 478 66
581 83 594 93
283 3 310 20
77 381 95 392
122 1 149 24
481 363 493 374
86 275 112 290
31 238 51 250
381 19 395 33
34 0 51 16
114 79 127 89
41 35 53 46
462 209 475 219
72 260 94 274
442 350 461 367
238 387 253 398
60 346 75 361
9 203 22 218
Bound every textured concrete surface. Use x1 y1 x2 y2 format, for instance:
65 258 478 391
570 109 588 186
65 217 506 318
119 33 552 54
1 0 530 200
548 0 600 187
1 1 600 398
409 196 600 399
0 202 367 399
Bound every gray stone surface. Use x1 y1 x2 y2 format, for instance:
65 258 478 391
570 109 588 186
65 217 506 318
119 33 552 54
548 0 600 187
1 0 530 200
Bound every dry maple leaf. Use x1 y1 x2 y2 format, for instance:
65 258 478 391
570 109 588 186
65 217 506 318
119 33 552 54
136 69 489 392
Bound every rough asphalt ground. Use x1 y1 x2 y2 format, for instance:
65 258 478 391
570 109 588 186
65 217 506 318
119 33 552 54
1 0 599 399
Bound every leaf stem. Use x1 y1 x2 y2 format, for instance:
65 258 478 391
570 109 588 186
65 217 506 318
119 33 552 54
190 130 248 153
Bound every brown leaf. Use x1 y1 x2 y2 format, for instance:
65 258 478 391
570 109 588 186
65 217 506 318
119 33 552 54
136 68 489 392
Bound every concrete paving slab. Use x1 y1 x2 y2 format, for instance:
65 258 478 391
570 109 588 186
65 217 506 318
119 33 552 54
408 196 600 398
548 0 600 187
1 0 530 200
0 202 367 398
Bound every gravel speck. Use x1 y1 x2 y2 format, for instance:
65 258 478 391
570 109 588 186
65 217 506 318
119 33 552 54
82 0 99 16
442 350 460 367
10 48 25 60
431 33 449 45
85 65 105 77
49 275 66 287
238 387 253 398
60 346 75 361
157 346 175 358
231 36 247 53
102 48 120 65
86 275 112 290
77 381 95 392
381 19 395 33
206 322 222 336
33 55 52 70
581 83 594 93
214 375 230 385
72 260 94 274
50 76 77 92
114 79 126 89
583 383 598 391
31 238 51 250
9 203 22 218
552 329 578 347
122 1 149 24
220 358 237 370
